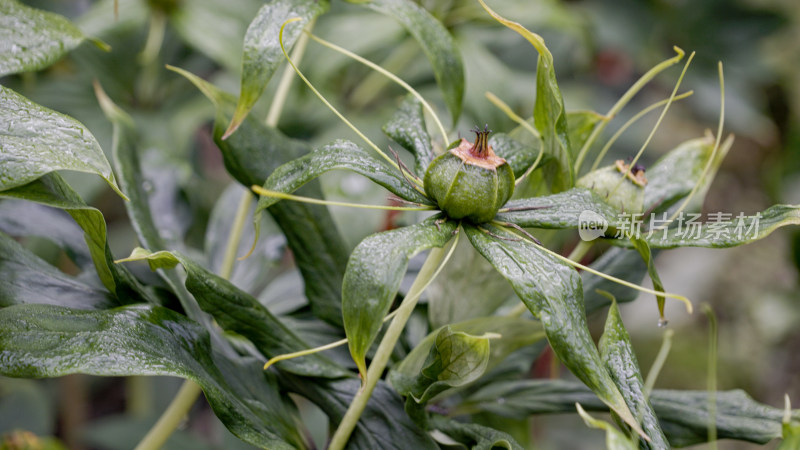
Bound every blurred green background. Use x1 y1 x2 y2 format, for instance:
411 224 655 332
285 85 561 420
1 0 798 448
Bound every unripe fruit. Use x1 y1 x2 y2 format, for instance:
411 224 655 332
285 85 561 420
423 127 515 223
576 160 647 213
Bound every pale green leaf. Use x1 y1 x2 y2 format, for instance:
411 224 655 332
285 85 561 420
0 85 124 197
0 0 86 76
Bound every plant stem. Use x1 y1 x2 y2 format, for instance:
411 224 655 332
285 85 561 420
134 381 203 450
328 246 449 450
134 19 315 449
266 18 316 128
219 188 255 279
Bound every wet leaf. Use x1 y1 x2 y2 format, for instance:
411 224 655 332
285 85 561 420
479 1 572 191
643 134 728 214
394 316 543 384
0 303 304 449
496 187 621 230
225 0 329 137
0 85 124 197
599 300 669 448
463 223 640 435
392 326 492 404
383 95 435 175
629 238 667 319
489 133 540 179
254 139 432 217
0 173 149 300
344 215 457 376
174 67 350 327
0 0 86 76
460 379 798 446
0 231 116 310
636 205 800 249
117 247 348 379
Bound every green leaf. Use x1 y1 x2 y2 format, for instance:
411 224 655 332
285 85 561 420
0 199 91 267
462 223 641 435
343 215 457 376
490 133 541 179
429 415 523 450
427 238 515 328
496 188 621 230
174 67 350 327
636 204 800 249
393 326 493 404
117 247 348 379
225 0 329 137
279 374 439 449
599 300 669 448
575 404 638 450
0 304 304 449
0 173 148 300
643 134 727 213
460 379 798 446
0 0 86 76
355 0 464 124
394 316 544 386
383 95 435 176
0 85 124 197
254 139 432 217
96 85 209 323
628 238 667 319
0 231 116 310
566 111 604 153
480 2 572 191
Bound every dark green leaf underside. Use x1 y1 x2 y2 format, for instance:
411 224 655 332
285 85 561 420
0 304 303 449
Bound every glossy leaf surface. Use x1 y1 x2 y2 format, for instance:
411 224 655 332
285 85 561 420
496 187 621 229
0 173 146 300
225 0 329 136
0 0 85 76
255 139 431 216
430 415 523 450
463 223 638 433
117 248 348 379
383 95 435 175
392 326 492 404
0 231 115 310
461 379 798 446
343 216 457 376
0 304 304 449
599 301 669 448
0 85 123 197
176 67 350 326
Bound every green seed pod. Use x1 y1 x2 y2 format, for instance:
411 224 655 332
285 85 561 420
576 160 647 213
424 127 515 223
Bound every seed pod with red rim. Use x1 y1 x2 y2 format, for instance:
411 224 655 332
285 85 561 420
423 126 515 223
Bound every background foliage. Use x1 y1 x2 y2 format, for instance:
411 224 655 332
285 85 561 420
1 0 799 448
